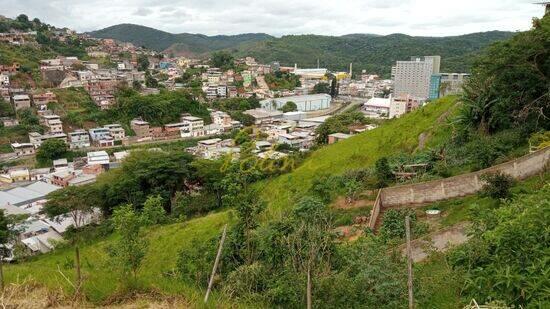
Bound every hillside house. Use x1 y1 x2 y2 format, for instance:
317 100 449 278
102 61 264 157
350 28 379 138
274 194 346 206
130 119 151 140
11 143 35 157
328 133 351 144
104 124 125 140
68 130 91 149
12 94 31 110
180 116 205 138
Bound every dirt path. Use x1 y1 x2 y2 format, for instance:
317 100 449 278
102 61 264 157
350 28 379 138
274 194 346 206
401 222 470 262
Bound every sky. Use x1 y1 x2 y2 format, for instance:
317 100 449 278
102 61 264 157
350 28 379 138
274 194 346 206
0 0 545 37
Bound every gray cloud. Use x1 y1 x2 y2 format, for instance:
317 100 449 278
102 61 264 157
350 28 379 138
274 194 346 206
0 0 543 36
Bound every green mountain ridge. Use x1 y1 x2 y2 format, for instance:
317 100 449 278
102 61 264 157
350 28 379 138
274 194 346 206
235 31 515 75
89 23 514 75
88 23 273 55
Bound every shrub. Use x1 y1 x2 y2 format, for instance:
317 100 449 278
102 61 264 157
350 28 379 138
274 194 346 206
480 172 515 199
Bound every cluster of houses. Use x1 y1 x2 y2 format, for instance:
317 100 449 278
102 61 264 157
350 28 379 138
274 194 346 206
0 148 122 257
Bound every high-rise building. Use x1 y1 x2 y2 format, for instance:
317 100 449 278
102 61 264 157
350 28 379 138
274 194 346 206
428 73 470 99
393 56 441 99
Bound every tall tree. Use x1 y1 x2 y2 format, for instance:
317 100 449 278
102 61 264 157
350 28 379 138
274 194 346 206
108 204 148 283
43 185 99 293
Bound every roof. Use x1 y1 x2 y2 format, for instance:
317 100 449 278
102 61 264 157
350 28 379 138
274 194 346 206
329 133 352 139
199 138 222 145
364 97 391 108
244 109 283 119
181 116 202 121
263 94 331 104
53 158 68 166
13 94 30 100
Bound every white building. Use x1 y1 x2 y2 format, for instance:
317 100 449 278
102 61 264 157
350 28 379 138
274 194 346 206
87 151 110 165
68 130 91 149
0 74 9 87
392 56 440 99
363 97 391 118
180 116 205 138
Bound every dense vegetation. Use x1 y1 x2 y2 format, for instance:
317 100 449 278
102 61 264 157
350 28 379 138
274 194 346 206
235 31 514 76
264 71 301 90
89 24 272 55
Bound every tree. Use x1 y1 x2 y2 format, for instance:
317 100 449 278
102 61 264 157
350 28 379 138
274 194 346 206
108 204 148 283
312 82 330 94
375 157 393 187
315 111 366 144
458 14 550 134
137 54 150 71
141 195 166 226
234 129 251 145
132 80 142 90
279 101 298 113
145 72 158 88
480 172 515 199
210 51 234 70
17 108 39 126
0 210 17 290
191 159 226 208
43 185 99 293
36 139 68 165
0 99 14 117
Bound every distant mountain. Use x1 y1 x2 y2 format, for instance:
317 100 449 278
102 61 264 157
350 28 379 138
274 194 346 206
90 24 514 76
88 24 273 56
234 31 516 76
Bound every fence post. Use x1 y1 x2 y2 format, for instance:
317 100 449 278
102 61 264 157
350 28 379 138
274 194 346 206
204 224 228 303
405 216 414 309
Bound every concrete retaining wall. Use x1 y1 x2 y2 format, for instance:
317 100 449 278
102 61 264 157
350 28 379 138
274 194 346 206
369 147 549 229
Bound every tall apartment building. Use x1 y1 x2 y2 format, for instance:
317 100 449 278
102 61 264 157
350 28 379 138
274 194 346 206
429 73 470 100
392 56 440 99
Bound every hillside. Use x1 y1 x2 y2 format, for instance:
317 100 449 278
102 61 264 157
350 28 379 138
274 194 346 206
4 97 459 301
258 96 459 217
235 31 515 76
88 24 273 56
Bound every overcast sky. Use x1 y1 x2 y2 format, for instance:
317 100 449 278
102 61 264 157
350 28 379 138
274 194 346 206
1 0 544 36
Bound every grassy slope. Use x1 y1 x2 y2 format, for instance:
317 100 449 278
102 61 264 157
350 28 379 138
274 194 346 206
258 96 459 219
6 211 234 305
5 96 458 304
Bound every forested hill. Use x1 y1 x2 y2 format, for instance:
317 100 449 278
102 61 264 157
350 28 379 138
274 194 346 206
89 23 513 76
234 31 515 76
88 24 273 56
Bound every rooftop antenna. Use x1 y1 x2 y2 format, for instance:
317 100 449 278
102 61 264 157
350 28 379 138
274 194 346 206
535 2 550 14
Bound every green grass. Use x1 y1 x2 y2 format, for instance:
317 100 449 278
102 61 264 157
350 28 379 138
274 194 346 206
6 211 235 305
257 96 459 219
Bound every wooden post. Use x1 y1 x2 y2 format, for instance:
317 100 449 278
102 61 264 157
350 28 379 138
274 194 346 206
405 216 414 309
306 265 312 309
204 224 228 304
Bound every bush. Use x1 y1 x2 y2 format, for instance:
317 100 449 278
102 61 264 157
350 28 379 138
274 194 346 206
480 172 515 199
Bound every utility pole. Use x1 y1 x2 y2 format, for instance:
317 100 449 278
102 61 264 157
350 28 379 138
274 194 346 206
405 216 414 309
307 265 312 309
204 224 228 303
